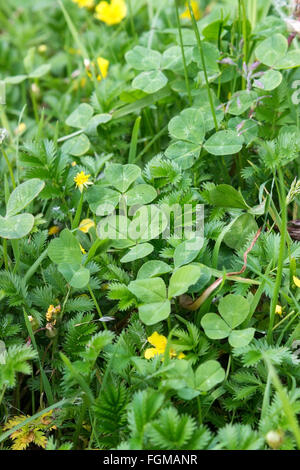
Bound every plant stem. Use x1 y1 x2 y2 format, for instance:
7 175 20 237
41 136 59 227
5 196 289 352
72 190 84 230
0 385 6 407
24 247 48 283
88 284 107 330
197 396 202 424
267 168 287 344
73 397 87 449
128 116 141 163
2 238 9 270
128 0 137 41
240 0 248 90
2 149 16 188
174 0 192 105
265 357 300 449
187 0 218 130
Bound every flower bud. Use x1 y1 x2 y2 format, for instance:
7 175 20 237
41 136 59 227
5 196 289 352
266 430 284 450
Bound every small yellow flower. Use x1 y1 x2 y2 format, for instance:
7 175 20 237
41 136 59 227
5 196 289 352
80 244 87 254
38 44 47 53
144 332 185 360
86 57 109 81
14 122 26 136
293 276 300 288
46 304 61 323
74 171 93 192
79 218 95 233
95 0 127 26
48 225 60 236
275 305 283 315
72 0 95 8
71 161 77 167
180 1 201 21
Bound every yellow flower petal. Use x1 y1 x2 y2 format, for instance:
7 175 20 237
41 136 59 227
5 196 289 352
72 0 94 8
80 244 87 254
275 305 282 315
48 225 60 235
95 0 127 26
14 122 26 136
74 171 92 192
86 57 109 81
180 1 201 21
177 352 186 360
147 331 167 353
79 218 95 233
144 347 160 360
293 276 300 288
96 57 109 80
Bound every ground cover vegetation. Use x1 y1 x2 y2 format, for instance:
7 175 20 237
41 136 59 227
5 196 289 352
0 0 300 451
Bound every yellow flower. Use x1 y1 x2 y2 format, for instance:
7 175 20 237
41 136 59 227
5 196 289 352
86 57 109 81
72 0 95 8
79 218 95 233
46 304 61 322
180 1 201 21
71 161 77 167
48 225 60 236
14 122 26 136
74 171 93 192
293 276 300 288
95 0 127 26
80 244 87 254
38 44 47 53
275 305 283 315
144 332 185 360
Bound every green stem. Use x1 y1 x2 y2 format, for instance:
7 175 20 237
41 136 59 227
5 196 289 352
2 149 16 188
188 1 218 130
72 190 84 230
2 238 9 270
24 247 48 283
265 358 300 449
128 116 141 163
260 371 271 420
128 0 137 40
174 0 192 105
267 168 287 344
197 396 202 424
88 284 107 330
0 384 6 407
73 397 87 449
240 0 248 90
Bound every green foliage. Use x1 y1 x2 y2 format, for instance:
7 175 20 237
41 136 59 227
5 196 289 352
1 0 300 453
